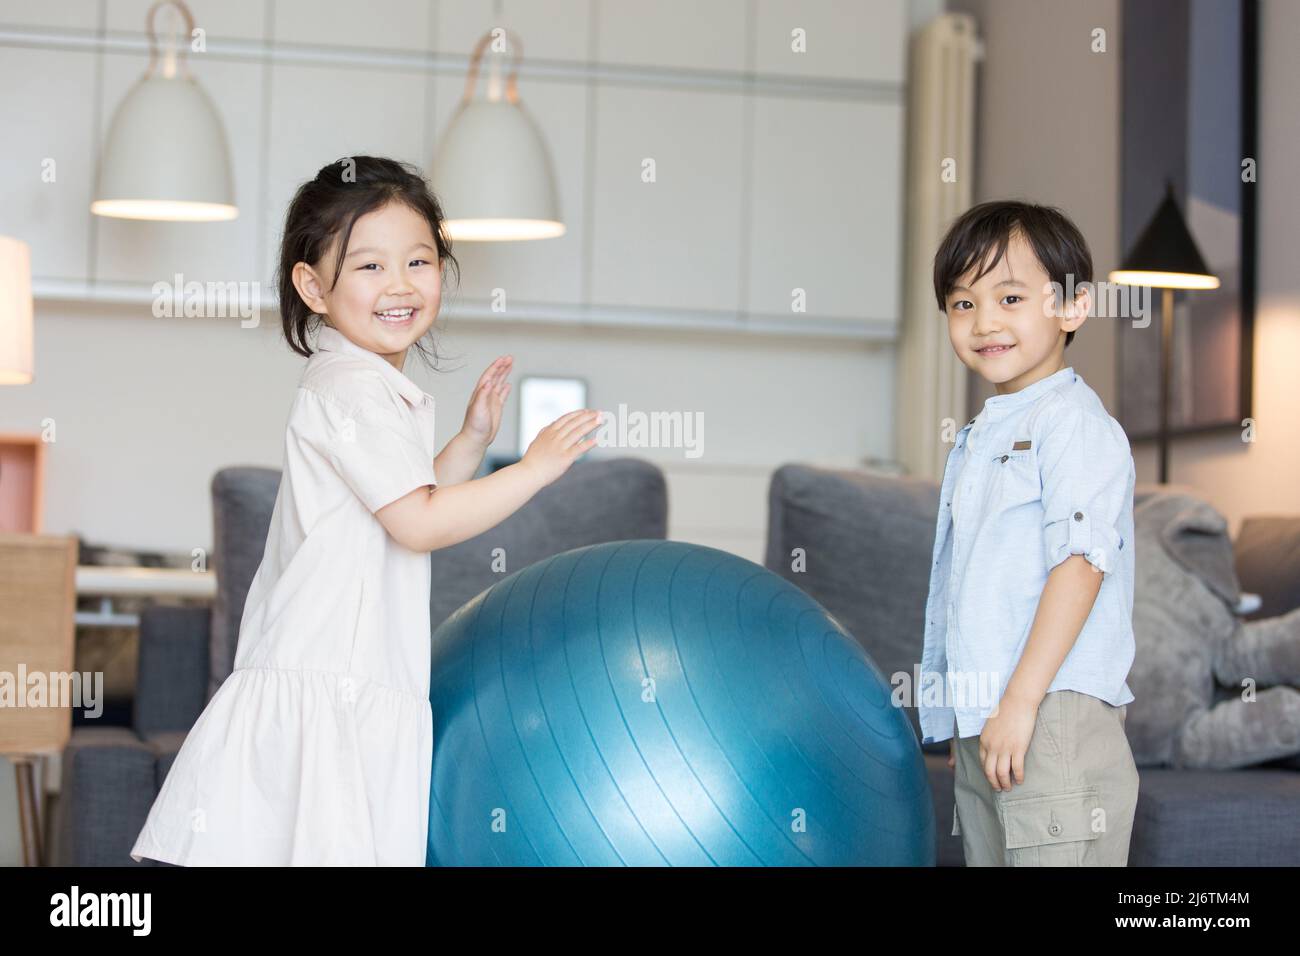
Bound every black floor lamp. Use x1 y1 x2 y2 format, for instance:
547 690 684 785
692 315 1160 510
1109 183 1220 484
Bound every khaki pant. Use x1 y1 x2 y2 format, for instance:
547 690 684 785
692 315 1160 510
952 689 1139 866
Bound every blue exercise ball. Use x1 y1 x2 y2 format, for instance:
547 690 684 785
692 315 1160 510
426 539 934 866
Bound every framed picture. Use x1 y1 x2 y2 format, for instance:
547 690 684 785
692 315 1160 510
516 376 589 459
0 434 45 533
1116 0 1257 440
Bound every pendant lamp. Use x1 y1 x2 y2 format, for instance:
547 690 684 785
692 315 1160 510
0 236 33 386
92 0 237 222
432 30 564 241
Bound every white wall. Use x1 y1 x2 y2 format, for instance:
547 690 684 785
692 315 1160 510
0 0 913 564
950 0 1299 536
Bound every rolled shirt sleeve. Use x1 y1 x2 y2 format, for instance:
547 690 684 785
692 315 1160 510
1037 402 1132 576
326 399 438 513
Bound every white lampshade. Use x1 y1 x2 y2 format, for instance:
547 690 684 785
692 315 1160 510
0 236 33 386
91 1 236 222
432 30 564 242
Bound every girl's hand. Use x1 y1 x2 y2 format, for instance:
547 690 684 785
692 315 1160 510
461 356 513 448
948 737 956 770
520 409 602 486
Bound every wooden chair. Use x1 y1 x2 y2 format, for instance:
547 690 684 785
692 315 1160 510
0 533 77 865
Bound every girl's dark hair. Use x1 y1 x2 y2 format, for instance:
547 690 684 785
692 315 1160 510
933 200 1092 347
275 155 460 365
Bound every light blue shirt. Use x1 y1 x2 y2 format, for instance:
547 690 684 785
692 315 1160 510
918 365 1136 744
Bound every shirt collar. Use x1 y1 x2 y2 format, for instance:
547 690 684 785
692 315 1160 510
314 323 430 408
965 365 1076 428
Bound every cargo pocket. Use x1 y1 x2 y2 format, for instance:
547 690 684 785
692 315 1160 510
999 786 1101 866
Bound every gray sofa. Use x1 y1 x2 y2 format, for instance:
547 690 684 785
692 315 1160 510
764 463 1300 866
51 457 668 866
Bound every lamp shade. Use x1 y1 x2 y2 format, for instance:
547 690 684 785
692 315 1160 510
1109 182 1218 289
431 30 564 242
91 1 236 222
92 75 237 222
0 236 33 386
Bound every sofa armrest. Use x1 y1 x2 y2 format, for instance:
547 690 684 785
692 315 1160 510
133 605 211 736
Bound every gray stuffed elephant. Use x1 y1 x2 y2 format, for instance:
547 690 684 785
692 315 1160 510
1127 487 1300 769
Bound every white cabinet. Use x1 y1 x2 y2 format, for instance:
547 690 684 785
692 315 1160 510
0 47 97 280
754 0 908 84
589 85 746 312
595 0 748 71
746 94 904 326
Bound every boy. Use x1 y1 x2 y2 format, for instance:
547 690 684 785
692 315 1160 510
920 200 1139 866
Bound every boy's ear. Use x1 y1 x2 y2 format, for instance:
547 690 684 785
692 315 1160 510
1063 282 1092 334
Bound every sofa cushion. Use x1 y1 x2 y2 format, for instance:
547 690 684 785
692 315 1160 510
1128 767 1300 865
1234 515 1300 620
209 467 281 698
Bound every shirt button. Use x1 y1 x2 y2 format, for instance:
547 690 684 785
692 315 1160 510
1074 511 1084 521
1048 822 1062 836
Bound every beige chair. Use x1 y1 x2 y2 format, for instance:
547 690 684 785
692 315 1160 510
0 533 77 866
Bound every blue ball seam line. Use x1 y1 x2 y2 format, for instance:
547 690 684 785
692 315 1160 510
815 630 934 807
561 543 666 863
552 542 664 864
622 542 744 865
770 584 933 842
594 540 711 864
469 569 540 865
428 590 488 865
510 551 605 864
732 577 873 855
654 550 771 865
678 554 817 864
489 547 591 865
779 604 925 840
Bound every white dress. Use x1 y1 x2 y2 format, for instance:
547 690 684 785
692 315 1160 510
130 324 439 865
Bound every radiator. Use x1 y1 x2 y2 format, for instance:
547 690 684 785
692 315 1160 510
895 13 982 482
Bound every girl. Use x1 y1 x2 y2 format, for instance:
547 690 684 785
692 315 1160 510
129 156 601 866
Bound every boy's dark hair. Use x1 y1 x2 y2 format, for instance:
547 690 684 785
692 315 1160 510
276 155 460 366
932 200 1092 348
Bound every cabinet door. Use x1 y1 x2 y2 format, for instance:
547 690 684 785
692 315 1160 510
595 0 748 71
747 94 904 328
0 46 96 282
589 85 745 313
754 0 908 84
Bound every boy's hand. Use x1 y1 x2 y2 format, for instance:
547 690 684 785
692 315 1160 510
460 356 513 448
947 737 956 769
978 693 1039 791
